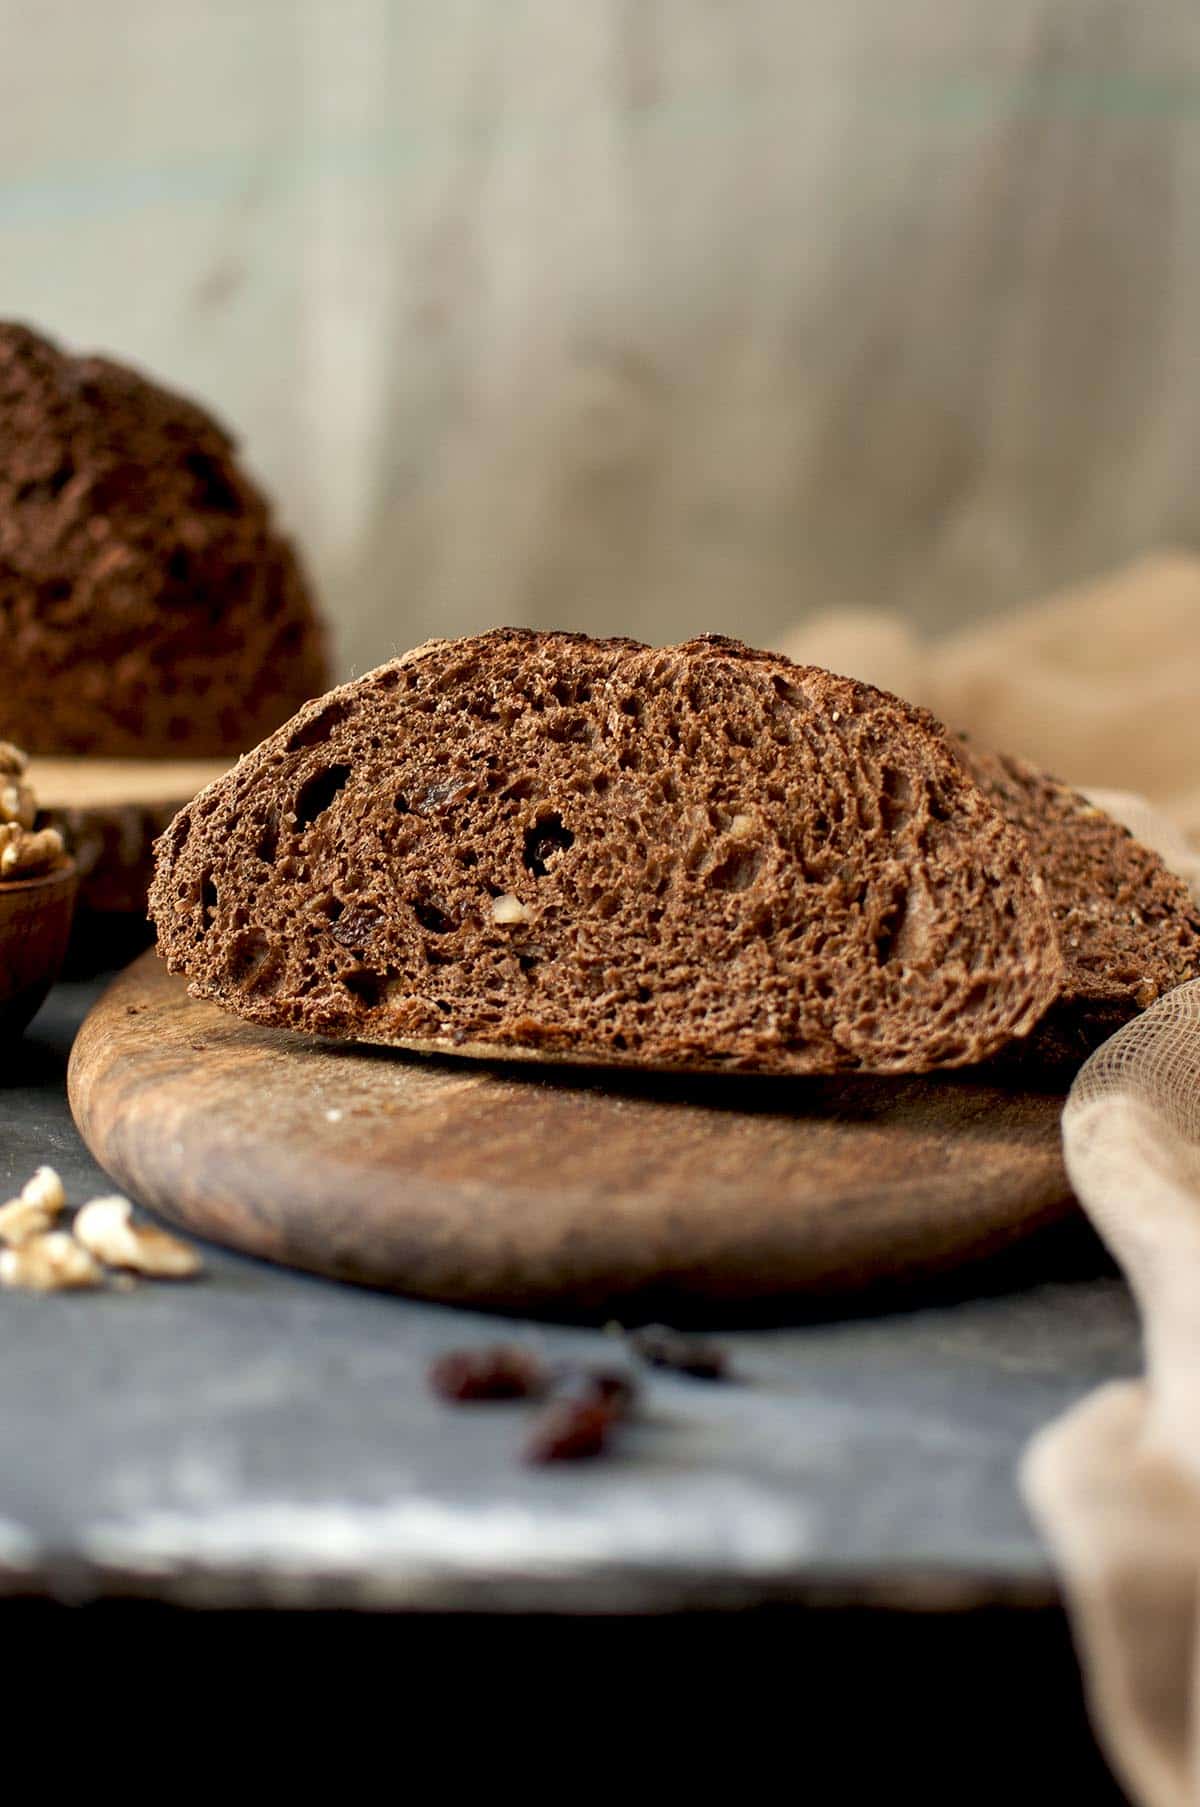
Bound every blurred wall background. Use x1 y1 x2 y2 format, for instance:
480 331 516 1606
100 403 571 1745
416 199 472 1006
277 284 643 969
2 0 1199 676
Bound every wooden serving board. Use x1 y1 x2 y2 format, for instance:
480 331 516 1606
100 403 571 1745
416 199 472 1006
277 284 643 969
67 952 1076 1314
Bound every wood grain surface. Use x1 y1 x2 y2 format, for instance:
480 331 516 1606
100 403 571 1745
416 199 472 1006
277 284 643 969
67 951 1077 1313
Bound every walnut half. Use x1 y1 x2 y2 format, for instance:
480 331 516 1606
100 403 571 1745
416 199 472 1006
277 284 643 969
0 743 66 878
0 824 65 879
74 1196 204 1278
0 1166 67 1245
0 1233 104 1292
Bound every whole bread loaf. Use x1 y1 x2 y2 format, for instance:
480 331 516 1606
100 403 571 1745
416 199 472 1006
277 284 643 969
956 739 1200 1062
150 630 1064 1074
0 322 329 757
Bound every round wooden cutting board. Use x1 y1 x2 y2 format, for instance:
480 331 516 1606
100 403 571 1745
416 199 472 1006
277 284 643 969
68 952 1076 1314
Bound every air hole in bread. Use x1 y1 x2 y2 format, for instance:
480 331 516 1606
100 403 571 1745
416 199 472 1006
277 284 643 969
927 785 953 823
226 929 278 990
874 892 907 964
413 898 455 935
706 846 763 893
17 458 74 504
524 813 574 877
546 714 594 745
342 968 387 1006
879 766 915 833
257 804 280 864
185 450 242 515
200 874 217 919
294 763 351 831
287 700 350 752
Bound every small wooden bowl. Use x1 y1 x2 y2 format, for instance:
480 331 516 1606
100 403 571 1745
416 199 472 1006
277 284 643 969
0 859 78 1039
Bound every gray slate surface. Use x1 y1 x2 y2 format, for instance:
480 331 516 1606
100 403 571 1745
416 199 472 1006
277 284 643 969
0 974 1140 1611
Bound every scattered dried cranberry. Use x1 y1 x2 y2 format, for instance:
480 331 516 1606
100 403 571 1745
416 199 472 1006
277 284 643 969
627 1325 729 1380
524 1398 616 1463
428 1344 546 1402
548 1364 639 1414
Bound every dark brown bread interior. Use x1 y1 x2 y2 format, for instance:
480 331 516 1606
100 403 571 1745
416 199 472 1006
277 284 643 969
150 631 1063 1075
0 322 329 757
956 739 1200 1062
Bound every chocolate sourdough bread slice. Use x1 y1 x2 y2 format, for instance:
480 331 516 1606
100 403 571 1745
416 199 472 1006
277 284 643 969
150 632 1063 1075
956 739 1200 1063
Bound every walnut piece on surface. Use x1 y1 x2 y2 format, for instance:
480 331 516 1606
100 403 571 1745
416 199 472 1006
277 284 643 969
0 1232 104 1292
0 1166 67 1244
73 1195 204 1278
22 1166 66 1213
0 1198 55 1245
0 743 27 777
0 1169 203 1292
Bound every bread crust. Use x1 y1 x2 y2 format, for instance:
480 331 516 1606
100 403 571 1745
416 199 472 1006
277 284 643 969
957 738 1200 1063
0 322 329 757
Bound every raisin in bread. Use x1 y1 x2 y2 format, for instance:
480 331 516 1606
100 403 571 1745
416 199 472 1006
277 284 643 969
957 739 1200 1063
0 322 329 757
150 631 1063 1074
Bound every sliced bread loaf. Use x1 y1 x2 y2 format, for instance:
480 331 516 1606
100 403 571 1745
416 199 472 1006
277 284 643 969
955 739 1200 1061
150 631 1063 1075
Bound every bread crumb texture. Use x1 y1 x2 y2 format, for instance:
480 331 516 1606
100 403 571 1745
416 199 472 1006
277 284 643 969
957 739 1200 1064
149 630 1074 1075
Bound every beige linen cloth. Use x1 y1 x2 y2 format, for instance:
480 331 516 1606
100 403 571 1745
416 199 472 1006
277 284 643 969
786 554 1200 1807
